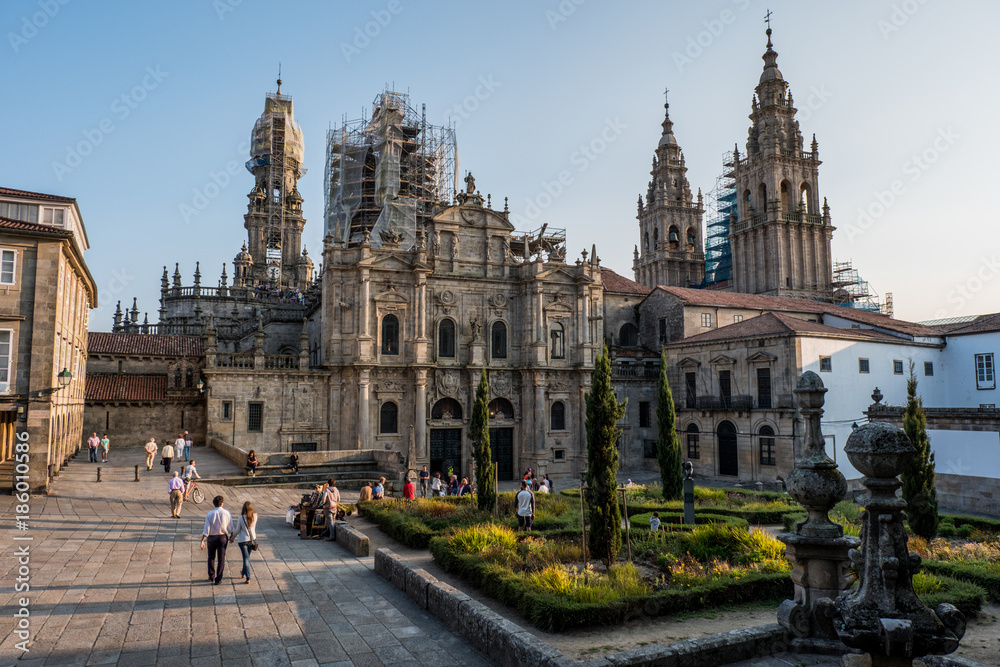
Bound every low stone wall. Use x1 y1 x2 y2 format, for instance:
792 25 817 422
207 437 401 472
335 523 369 557
373 547 790 666
208 436 246 468
936 473 1000 516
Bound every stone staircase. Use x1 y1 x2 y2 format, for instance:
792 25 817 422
201 454 398 492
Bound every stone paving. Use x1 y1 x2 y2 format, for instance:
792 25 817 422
0 446 490 666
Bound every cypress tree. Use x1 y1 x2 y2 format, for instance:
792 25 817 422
585 345 627 566
901 362 939 539
656 349 684 500
468 368 496 513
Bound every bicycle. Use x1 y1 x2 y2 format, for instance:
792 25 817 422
185 479 205 504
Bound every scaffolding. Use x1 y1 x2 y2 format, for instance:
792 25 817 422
704 152 736 286
324 89 458 249
509 224 567 262
831 260 888 314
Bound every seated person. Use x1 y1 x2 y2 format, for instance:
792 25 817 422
246 450 259 477
289 451 300 474
537 480 550 494
403 477 416 499
372 477 385 500
358 483 373 502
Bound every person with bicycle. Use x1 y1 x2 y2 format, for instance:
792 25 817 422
183 460 202 501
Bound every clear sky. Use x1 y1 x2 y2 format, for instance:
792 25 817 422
3 0 997 330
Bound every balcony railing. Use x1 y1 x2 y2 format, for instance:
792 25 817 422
611 364 660 379
682 394 795 411
216 353 254 369
263 355 300 370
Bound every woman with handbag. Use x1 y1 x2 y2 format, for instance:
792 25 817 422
233 501 258 584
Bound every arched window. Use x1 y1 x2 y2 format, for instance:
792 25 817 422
618 323 638 347
431 397 463 420
488 398 514 420
550 401 566 431
381 314 399 355
759 425 776 465
668 226 679 244
491 321 507 359
686 423 700 459
799 182 811 214
653 228 659 245
757 183 768 214
550 322 565 359
686 228 696 246
643 232 649 251
380 402 398 434
780 180 793 212
438 318 455 358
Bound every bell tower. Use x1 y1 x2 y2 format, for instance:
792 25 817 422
633 93 704 289
728 23 834 299
241 75 310 290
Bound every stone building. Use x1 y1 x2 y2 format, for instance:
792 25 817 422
0 186 96 493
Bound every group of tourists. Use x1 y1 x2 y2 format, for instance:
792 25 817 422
143 432 194 473
522 468 552 494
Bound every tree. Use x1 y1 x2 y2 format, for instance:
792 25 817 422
585 345 627 566
656 349 684 500
901 361 939 539
468 368 496 513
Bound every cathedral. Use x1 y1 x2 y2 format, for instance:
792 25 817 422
87 26 855 487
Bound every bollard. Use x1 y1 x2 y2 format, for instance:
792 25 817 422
135 465 140 482
97 467 101 482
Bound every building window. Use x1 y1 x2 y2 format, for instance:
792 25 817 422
658 318 667 343
718 370 732 408
686 423 700 459
550 401 566 430
554 449 565 461
0 330 10 392
759 425 776 465
639 401 651 428
619 323 639 347
185 368 194 388
701 313 713 328
643 440 657 459
924 361 934 376
380 402 398 434
819 356 832 372
0 201 38 223
381 314 399 355
893 360 904 375
975 353 995 390
42 207 65 227
491 321 507 359
247 401 264 432
438 318 455 358
685 372 696 409
858 358 870 374
221 401 233 421
757 367 772 409
0 250 15 284
550 323 565 359
733 315 743 323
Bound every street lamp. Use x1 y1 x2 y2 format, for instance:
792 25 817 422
196 378 205 393
57 368 72 388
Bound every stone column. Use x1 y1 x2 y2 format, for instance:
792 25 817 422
534 375 546 456
415 370 427 459
358 368 371 450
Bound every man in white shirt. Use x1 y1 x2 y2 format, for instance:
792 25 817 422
515 480 535 531
144 438 158 471
200 495 233 584
87 433 100 463
161 441 175 474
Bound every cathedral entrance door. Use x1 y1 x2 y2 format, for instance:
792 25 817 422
489 427 514 481
430 428 462 477
717 421 738 477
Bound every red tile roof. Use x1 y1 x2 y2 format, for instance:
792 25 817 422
651 285 938 337
601 268 652 295
938 313 1000 336
668 312 901 346
0 186 76 204
88 332 204 357
85 374 166 402
0 216 74 237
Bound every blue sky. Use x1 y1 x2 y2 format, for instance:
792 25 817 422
2 0 997 329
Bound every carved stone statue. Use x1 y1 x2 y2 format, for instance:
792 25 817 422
464 172 476 194
450 233 459 258
469 315 482 342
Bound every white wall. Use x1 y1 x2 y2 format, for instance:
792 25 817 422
928 429 1000 480
939 331 1000 407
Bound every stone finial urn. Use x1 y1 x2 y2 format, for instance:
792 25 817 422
823 421 966 664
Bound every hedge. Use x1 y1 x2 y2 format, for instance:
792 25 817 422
940 514 1000 533
429 535 792 632
919 575 987 618
359 503 436 549
629 512 748 530
923 560 1000 601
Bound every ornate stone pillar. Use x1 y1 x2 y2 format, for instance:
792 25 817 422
415 370 427 459
358 368 371 450
534 375 546 456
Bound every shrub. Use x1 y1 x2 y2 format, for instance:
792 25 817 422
922 560 1000 601
450 523 518 554
912 571 943 595
918 575 987 618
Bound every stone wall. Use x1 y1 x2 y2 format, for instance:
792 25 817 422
84 401 206 448
935 473 999 516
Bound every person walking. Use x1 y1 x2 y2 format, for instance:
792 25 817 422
144 438 158 471
184 431 192 461
320 479 340 541
201 495 233 585
418 465 429 498
168 471 185 517
234 501 258 584
100 434 110 462
174 433 186 463
87 433 99 463
515 480 535 532
161 441 175 473
430 472 442 497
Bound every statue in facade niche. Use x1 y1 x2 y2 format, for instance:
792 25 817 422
469 315 482 342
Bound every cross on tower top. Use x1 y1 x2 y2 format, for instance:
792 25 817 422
664 87 669 105
765 9 772 30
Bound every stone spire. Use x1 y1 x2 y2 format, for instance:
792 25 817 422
193 262 201 288
113 300 123 330
172 263 182 289
160 266 169 292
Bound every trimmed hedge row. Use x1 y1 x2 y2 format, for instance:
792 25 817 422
359 503 436 549
429 535 793 632
920 575 988 617
941 514 1000 533
629 512 749 530
923 560 1000 601
623 503 796 525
